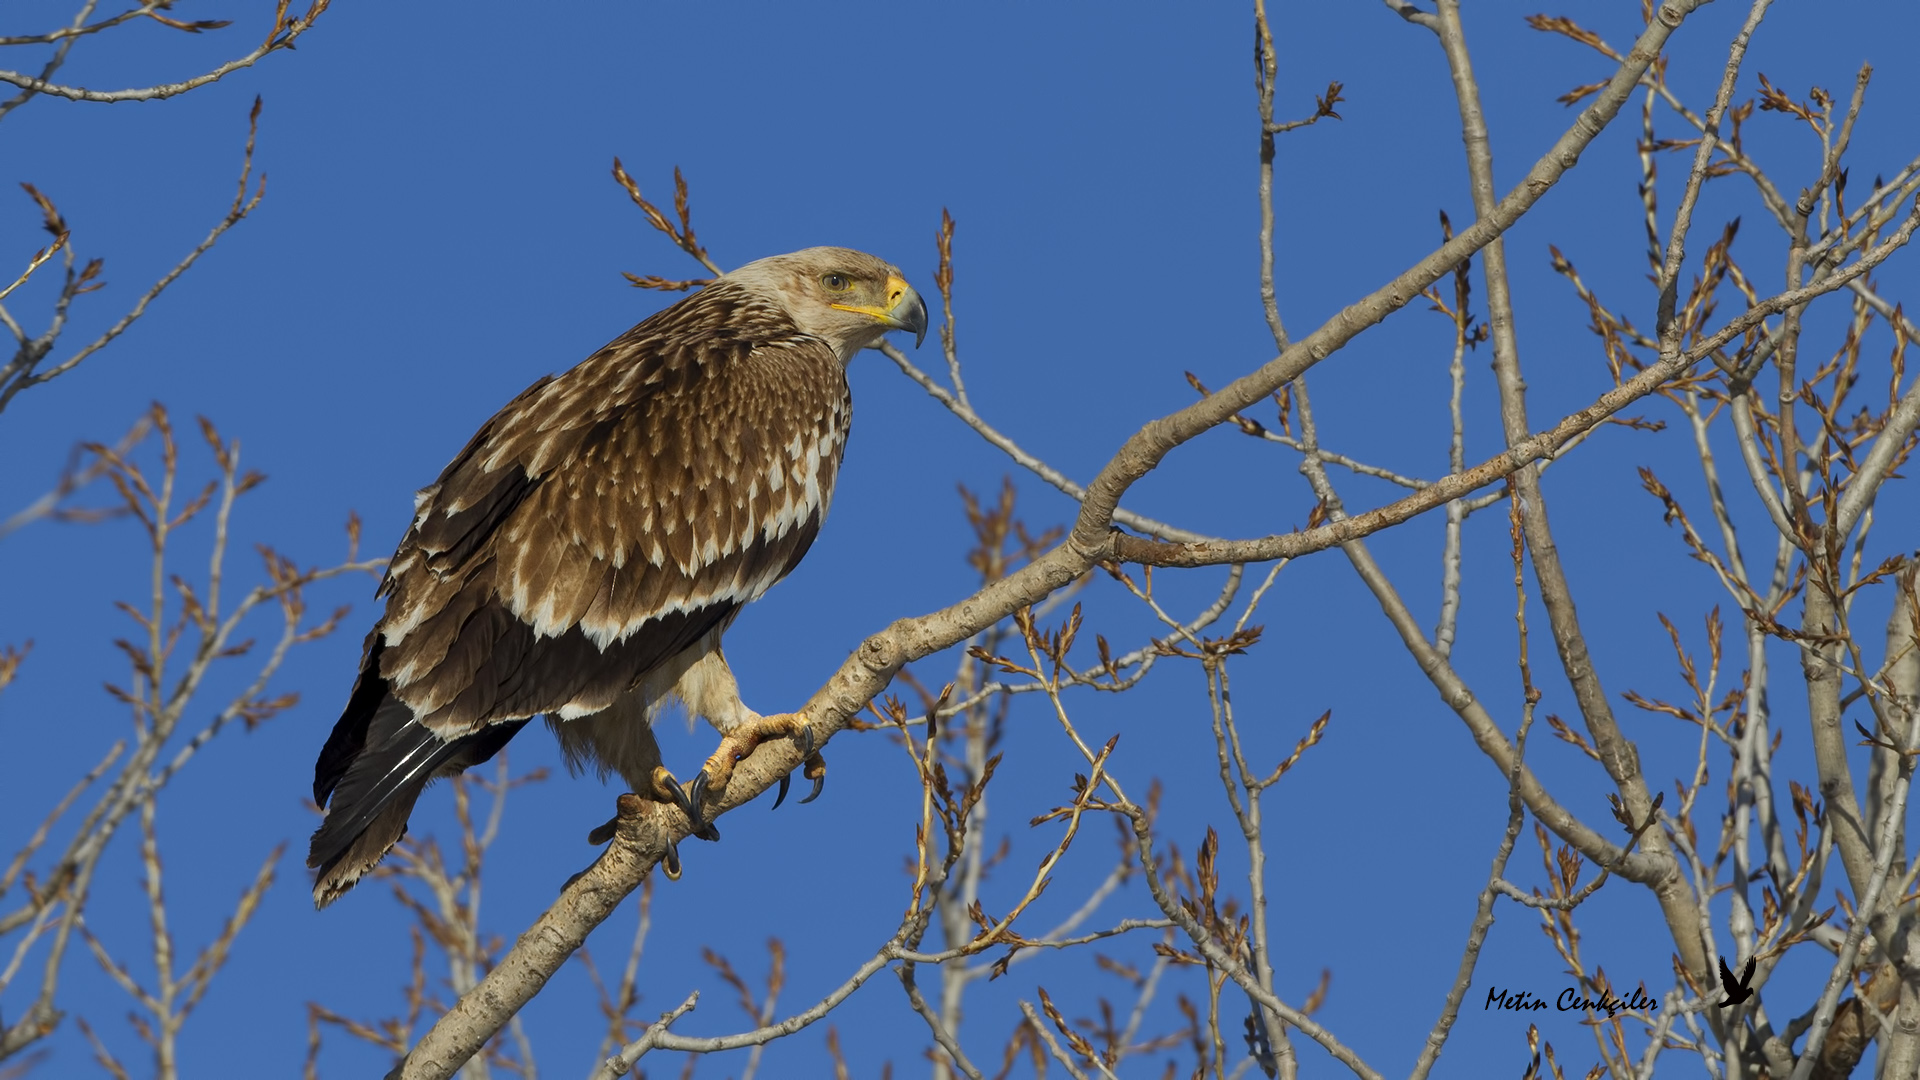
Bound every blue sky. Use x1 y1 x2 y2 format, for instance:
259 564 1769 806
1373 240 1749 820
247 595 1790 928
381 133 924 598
3 1 1918 1077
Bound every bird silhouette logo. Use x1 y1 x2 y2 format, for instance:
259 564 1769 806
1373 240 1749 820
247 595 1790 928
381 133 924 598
1718 955 1756 1007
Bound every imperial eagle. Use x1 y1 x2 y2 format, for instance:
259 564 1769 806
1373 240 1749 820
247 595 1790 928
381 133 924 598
308 247 927 906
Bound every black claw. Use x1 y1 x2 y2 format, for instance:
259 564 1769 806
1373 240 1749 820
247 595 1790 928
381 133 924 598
662 774 697 824
799 772 825 805
662 842 682 881
684 771 721 842
796 725 815 758
772 772 791 810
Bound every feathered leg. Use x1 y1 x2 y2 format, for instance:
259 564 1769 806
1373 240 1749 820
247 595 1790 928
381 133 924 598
669 646 822 834
549 685 716 883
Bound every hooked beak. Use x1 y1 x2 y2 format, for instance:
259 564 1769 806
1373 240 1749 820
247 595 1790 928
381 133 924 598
833 273 930 348
885 275 930 348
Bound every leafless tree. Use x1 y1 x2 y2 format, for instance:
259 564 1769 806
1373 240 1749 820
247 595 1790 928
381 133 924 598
0 0 327 417
13 1 1920 1078
1 2 345 1075
333 2 1920 1077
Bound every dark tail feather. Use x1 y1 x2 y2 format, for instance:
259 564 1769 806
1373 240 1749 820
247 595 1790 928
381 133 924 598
310 786 421 909
313 630 393 807
308 688 527 908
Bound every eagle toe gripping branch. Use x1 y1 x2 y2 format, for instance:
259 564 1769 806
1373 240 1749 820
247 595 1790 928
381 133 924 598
587 765 716 881
772 746 828 810
687 715 823 835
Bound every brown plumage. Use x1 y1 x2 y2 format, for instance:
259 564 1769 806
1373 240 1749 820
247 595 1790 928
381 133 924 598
309 248 927 907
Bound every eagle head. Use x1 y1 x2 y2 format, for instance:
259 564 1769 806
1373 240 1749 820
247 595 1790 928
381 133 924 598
723 247 929 362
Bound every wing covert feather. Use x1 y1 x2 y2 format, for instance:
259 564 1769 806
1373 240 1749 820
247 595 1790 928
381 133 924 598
372 280 851 738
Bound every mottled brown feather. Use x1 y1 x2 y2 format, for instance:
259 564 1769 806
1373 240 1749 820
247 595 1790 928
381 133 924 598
310 247 922 906
373 279 849 733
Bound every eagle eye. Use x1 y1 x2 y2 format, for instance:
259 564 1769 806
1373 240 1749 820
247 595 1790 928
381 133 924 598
821 272 852 292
